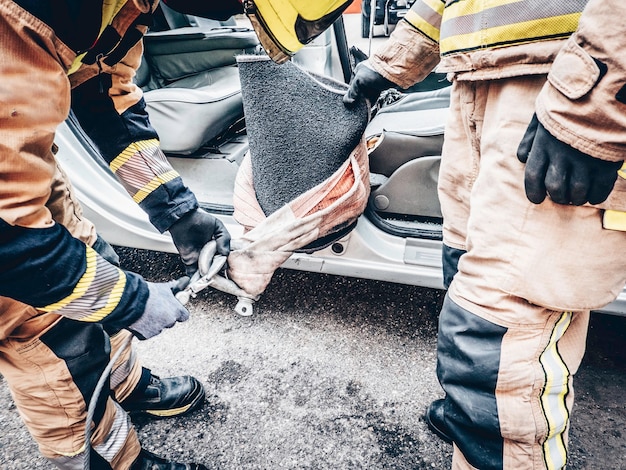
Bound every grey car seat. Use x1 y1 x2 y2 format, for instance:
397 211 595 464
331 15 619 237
366 86 451 219
136 5 260 155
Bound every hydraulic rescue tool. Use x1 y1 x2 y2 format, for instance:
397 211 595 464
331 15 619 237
175 240 259 316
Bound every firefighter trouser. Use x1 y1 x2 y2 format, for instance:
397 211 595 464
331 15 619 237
0 3 142 467
0 166 143 469
437 75 626 469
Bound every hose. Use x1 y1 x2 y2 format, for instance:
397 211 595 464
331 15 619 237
83 333 134 470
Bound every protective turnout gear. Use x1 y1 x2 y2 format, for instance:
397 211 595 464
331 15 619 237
244 0 352 63
366 0 587 92
0 165 145 469
169 208 231 276
127 281 190 340
343 62 395 108
65 2 235 271
438 74 626 470
0 1 221 468
415 1 585 59
518 114 623 205
363 0 626 468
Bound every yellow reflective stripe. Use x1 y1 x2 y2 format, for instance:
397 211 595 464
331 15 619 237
254 0 305 53
603 210 626 231
68 53 88 76
56 444 87 458
42 247 98 312
81 270 127 322
132 170 180 203
109 139 160 173
539 312 572 470
405 8 441 42
602 163 626 231
440 13 580 54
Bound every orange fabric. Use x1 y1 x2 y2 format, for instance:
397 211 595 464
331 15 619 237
0 6 141 464
304 164 356 216
0 1 74 229
441 77 626 313
439 76 624 468
229 140 369 297
108 41 146 115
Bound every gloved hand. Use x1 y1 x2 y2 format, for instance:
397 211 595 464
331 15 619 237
127 280 190 340
168 208 231 276
517 114 622 205
343 62 395 108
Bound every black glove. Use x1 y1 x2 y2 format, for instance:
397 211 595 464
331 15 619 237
127 280 190 340
168 209 231 276
343 62 395 108
517 114 622 206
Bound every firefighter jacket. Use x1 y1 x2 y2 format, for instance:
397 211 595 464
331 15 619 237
369 0 626 182
369 0 588 87
0 0 241 329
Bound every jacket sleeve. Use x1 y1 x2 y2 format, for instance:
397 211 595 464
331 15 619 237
535 0 626 162
0 218 149 332
368 0 443 89
71 42 199 233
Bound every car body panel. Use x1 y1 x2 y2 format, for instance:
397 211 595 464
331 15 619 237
55 117 626 316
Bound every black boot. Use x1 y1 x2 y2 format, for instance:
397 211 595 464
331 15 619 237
131 449 207 470
121 368 205 418
425 399 453 444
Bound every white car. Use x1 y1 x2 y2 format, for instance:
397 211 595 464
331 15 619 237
55 8 626 317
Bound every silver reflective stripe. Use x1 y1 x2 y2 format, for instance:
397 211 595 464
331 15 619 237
413 0 443 25
443 1 586 36
93 402 134 463
42 247 127 323
49 448 89 470
110 341 137 391
538 312 572 470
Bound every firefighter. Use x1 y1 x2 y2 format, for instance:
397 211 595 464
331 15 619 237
1 0 357 466
0 0 246 468
345 0 626 468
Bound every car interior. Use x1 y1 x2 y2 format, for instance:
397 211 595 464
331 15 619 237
57 4 626 315
72 4 452 248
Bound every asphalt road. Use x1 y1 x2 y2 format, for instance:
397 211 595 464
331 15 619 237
2 248 625 469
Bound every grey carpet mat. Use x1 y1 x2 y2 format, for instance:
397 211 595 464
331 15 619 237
237 55 369 216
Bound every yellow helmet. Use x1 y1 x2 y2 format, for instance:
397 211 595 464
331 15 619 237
244 0 352 63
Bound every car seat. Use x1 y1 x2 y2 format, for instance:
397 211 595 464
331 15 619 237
135 4 261 155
